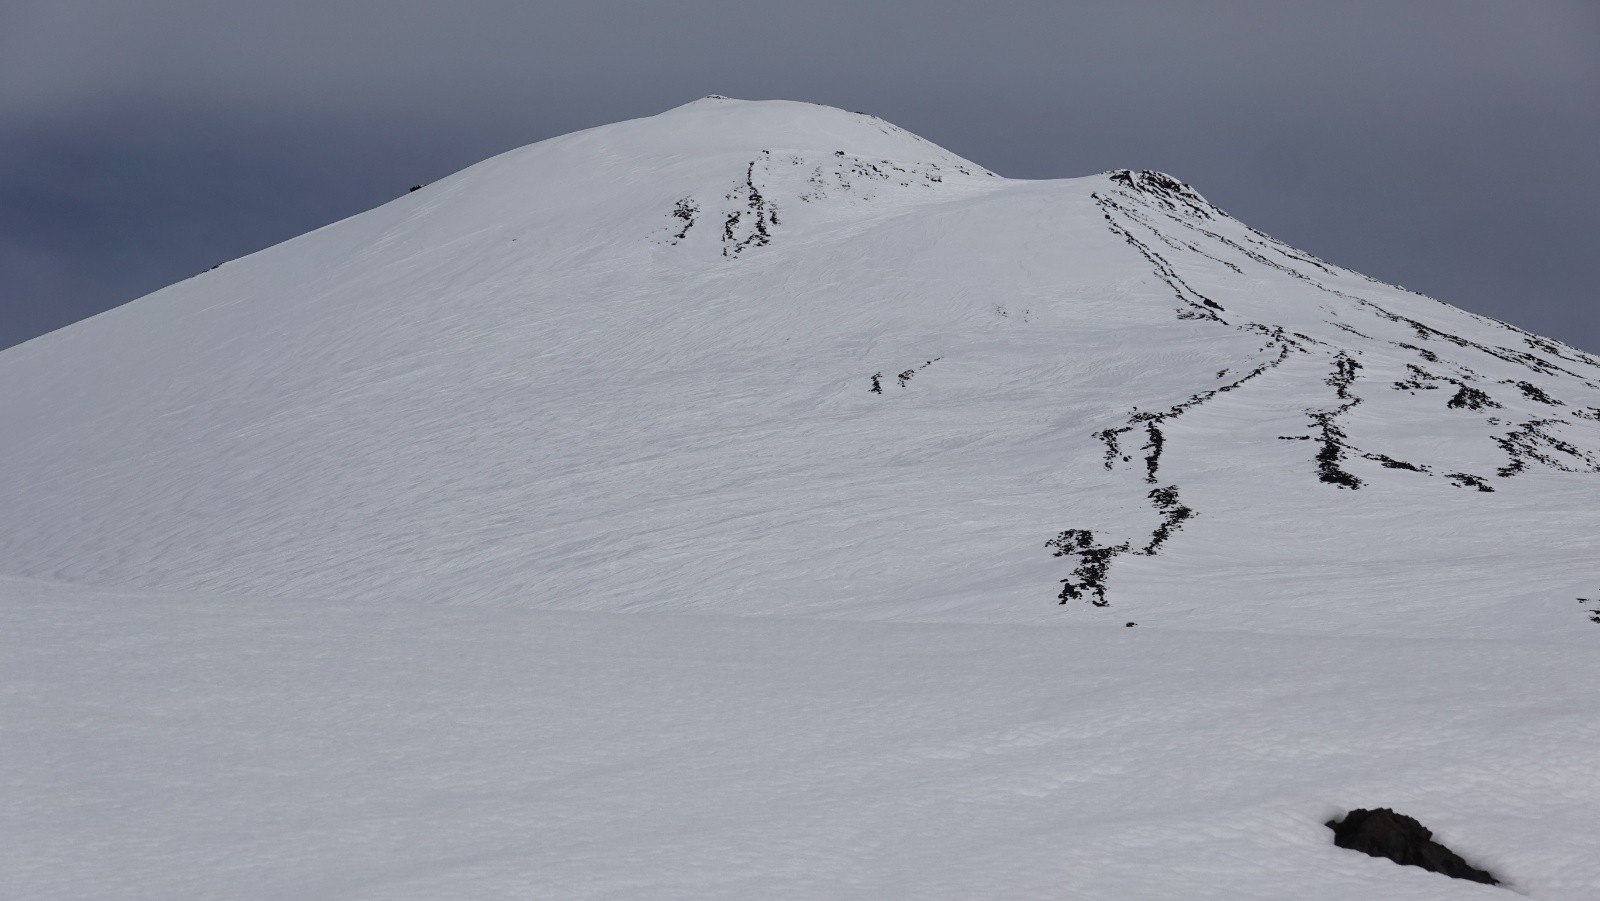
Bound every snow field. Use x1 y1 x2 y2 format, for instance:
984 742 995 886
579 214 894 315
5 582 1596 899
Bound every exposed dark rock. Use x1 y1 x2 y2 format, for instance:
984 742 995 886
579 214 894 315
1494 419 1600 478
1522 332 1600 370
1046 529 1128 607
1505 379 1563 406
1142 485 1194 554
1446 472 1495 492
1448 385 1499 411
1140 422 1165 483
1308 354 1365 489
721 160 777 256
1393 363 1444 392
1107 169 1215 219
668 198 698 242
1363 452 1427 473
1332 322 1376 340
1326 352 1361 400
1097 426 1132 469
1397 342 1439 363
1326 808 1498 886
1579 598 1600 624
1094 340 1295 483
1310 411 1363 489
1093 191 1227 320
1360 297 1592 382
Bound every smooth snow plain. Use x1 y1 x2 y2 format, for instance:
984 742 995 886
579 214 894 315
3 98 1599 898
6 583 1598 899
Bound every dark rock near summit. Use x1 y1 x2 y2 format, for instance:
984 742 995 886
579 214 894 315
1327 808 1498 885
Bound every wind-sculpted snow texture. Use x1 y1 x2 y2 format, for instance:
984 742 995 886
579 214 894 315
5 98 1600 899
0 97 1598 637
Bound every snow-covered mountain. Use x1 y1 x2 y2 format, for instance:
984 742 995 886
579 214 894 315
3 96 1597 636
5 98 1598 898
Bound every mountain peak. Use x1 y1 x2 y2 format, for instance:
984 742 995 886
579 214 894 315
1106 168 1221 217
572 96 994 174
1 101 1598 639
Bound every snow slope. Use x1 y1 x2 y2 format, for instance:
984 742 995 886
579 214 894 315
4 98 1599 897
2 97 1599 635
6 580 1598 900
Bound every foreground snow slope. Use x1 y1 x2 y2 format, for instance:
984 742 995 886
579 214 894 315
1 97 1597 635
5 578 1597 900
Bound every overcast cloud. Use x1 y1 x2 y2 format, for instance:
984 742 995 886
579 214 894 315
3 1 1596 350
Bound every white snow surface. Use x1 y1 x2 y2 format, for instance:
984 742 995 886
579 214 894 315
4 97 1599 897
5 582 1598 900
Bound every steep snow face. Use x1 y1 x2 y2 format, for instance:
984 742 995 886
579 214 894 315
1 98 1598 636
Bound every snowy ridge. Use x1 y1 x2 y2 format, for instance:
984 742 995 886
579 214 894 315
1043 167 1600 608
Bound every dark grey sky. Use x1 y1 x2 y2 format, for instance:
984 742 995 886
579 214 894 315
3 1 1597 351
